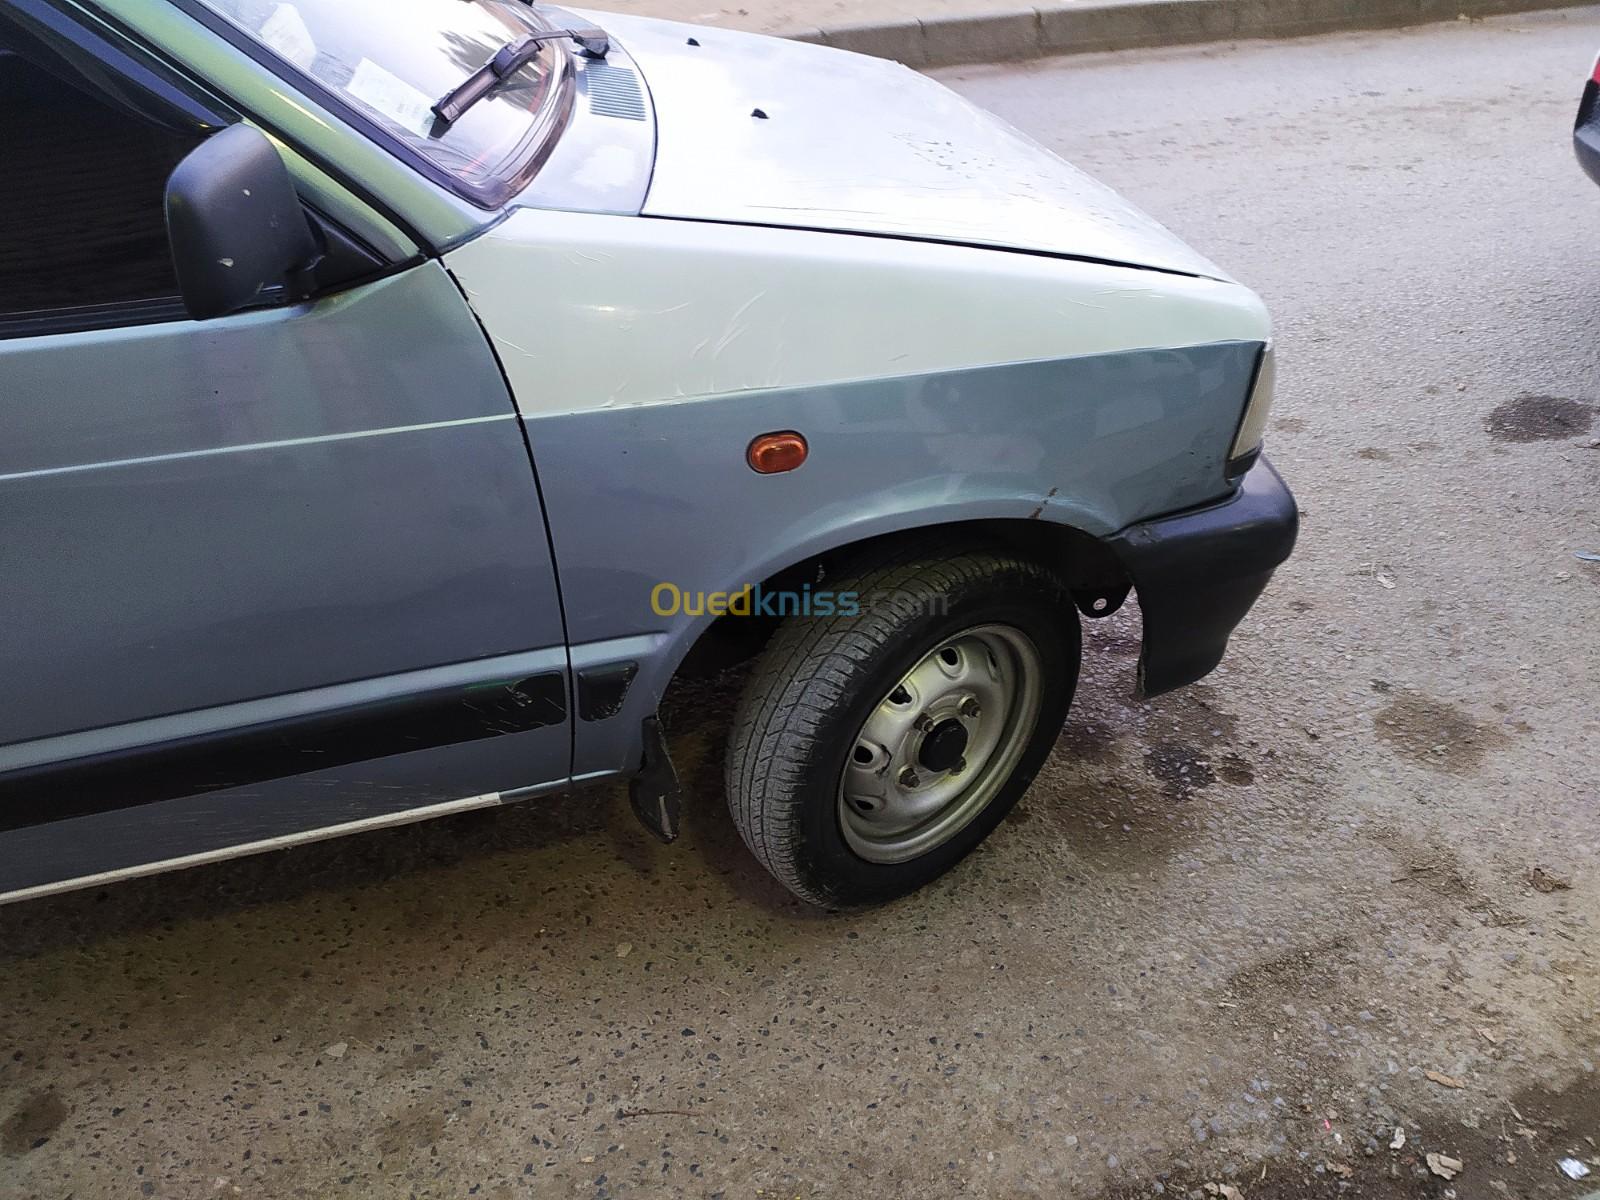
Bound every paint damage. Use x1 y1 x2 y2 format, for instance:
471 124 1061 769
1027 486 1060 519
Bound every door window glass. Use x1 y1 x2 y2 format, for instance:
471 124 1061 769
0 47 201 321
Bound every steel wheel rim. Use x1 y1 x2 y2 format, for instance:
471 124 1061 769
837 623 1044 864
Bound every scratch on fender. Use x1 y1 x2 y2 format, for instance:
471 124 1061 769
1027 486 1059 520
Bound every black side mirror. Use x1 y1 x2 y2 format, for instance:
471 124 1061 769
164 124 319 320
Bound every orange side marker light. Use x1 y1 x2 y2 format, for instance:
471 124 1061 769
747 430 808 474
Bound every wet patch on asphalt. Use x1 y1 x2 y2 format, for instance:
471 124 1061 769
1484 395 1593 443
1 1090 68 1155
1057 717 1121 762
1020 608 1322 902
1217 752 1256 786
1225 936 1355 1008
1143 740 1219 801
1371 690 1512 774
1012 775 1189 870
373 1099 452 1160
377 1043 443 1079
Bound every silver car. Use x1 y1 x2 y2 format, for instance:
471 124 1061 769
0 0 1296 907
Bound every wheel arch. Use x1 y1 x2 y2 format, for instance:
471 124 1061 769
563 485 1140 783
669 514 1125 685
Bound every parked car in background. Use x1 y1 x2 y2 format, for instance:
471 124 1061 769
1576 48 1600 185
0 0 1296 908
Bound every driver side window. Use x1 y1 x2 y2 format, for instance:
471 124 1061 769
0 44 201 327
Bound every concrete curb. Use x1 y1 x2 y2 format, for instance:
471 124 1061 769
784 0 1597 68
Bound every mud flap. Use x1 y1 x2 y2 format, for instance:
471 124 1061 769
1105 458 1298 697
628 716 682 844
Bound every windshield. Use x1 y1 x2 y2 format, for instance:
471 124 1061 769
190 0 570 204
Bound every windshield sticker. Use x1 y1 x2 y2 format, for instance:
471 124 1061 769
258 4 316 72
347 58 435 137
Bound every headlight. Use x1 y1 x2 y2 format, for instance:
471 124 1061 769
1229 343 1275 464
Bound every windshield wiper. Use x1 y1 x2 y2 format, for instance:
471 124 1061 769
431 27 608 125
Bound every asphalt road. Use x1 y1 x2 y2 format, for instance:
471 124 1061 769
5 12 1600 1199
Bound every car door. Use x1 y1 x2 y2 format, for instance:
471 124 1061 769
0 23 571 896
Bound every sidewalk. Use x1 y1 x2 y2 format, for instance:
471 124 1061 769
590 0 1016 38
590 0 1599 67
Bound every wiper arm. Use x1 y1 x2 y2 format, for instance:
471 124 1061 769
431 27 608 125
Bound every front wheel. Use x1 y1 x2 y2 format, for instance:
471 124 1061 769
725 547 1081 907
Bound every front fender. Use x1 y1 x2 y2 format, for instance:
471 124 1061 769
528 344 1260 777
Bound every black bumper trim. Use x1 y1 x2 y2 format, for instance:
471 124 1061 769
1105 457 1298 697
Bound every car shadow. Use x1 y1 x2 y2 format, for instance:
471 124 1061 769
0 661 825 962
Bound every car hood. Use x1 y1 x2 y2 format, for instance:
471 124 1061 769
581 10 1229 281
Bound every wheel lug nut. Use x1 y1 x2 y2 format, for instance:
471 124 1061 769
960 698 981 719
952 758 966 774
898 767 920 789
914 714 935 733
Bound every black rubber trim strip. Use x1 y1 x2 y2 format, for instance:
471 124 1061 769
1106 456 1298 698
0 672 566 833
0 296 190 340
1225 443 1262 482
577 662 637 721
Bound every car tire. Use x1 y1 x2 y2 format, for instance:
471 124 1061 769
725 544 1081 907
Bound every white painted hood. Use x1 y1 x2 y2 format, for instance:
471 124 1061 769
582 10 1229 280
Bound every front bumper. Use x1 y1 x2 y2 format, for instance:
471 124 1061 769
1576 81 1600 187
1106 457 1298 697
